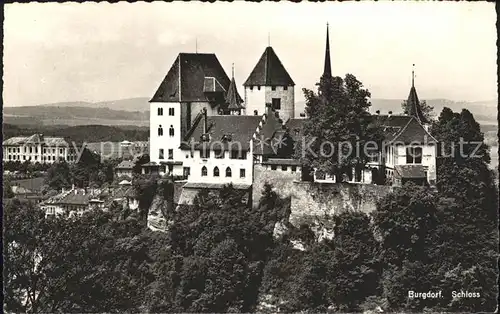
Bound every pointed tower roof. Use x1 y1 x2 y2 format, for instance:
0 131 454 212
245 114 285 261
323 23 332 77
407 65 428 124
244 46 295 86
226 77 244 109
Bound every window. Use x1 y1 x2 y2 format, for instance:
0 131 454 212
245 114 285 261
168 164 173 172
168 149 173 160
8 155 11 160
230 150 238 159
271 165 277 170
214 167 220 177
169 125 175 137
23 156 26 160
29 147 32 153
60 149 63 154
282 165 287 171
201 148 210 159
271 86 276 91
406 147 422 164
201 166 207 177
214 149 224 159
159 149 164 159
272 98 281 110
258 86 261 90
183 167 190 177
239 151 247 160
35 147 38 153
249 86 253 91
43 148 46 154
158 125 163 136
240 168 246 178
291 166 297 172
169 108 175 116
254 110 258 116
35 156 38 161
284 86 288 90
225 167 232 177
17 148 20 153
158 107 163 116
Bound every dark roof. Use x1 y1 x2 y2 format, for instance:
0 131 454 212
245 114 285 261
394 165 426 179
262 158 301 166
49 189 96 206
253 107 286 155
183 115 262 151
407 86 429 124
389 116 436 144
225 77 244 110
285 118 306 142
151 53 231 102
244 46 295 86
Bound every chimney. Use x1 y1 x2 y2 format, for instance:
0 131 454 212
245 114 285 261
202 108 208 134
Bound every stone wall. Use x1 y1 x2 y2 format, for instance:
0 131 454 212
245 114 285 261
253 164 392 227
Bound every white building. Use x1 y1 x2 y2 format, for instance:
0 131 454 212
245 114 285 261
2 134 78 164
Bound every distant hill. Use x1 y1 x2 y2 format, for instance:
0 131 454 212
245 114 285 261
32 97 151 112
2 123 149 143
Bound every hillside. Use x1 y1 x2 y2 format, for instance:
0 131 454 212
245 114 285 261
32 97 150 112
2 123 149 143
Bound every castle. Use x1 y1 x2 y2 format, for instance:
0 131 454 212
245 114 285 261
144 25 437 191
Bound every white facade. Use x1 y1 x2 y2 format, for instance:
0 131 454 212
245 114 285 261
149 102 185 176
3 143 77 164
183 144 254 186
244 85 295 121
385 143 437 184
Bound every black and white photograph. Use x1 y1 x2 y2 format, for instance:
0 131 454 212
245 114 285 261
2 1 499 313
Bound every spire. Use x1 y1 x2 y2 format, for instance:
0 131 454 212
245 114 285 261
226 64 244 110
323 22 332 77
407 64 428 124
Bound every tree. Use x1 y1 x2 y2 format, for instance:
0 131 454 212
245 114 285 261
298 74 383 181
401 99 434 121
44 161 72 191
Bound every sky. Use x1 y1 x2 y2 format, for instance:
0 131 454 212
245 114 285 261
3 1 497 107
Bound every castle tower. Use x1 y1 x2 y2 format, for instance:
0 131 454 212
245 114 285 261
149 52 232 176
243 46 295 122
406 64 429 124
323 23 332 77
225 64 245 115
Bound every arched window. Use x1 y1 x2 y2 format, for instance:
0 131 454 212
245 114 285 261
225 167 232 177
201 166 207 177
169 125 174 136
158 125 163 136
213 166 220 177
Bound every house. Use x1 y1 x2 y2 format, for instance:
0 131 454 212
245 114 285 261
41 188 102 218
115 160 135 179
2 134 78 164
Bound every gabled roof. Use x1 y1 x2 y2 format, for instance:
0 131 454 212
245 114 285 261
407 86 429 124
225 77 244 110
182 115 262 151
151 53 231 103
244 46 295 87
388 116 437 144
253 107 286 155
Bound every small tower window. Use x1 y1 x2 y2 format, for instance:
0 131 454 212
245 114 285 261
258 86 261 91
284 86 288 90
213 166 220 177
272 98 281 110
249 86 254 91
158 125 163 136
158 107 163 116
201 166 207 177
271 86 276 91
225 167 232 177
169 125 174 136
254 110 258 116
